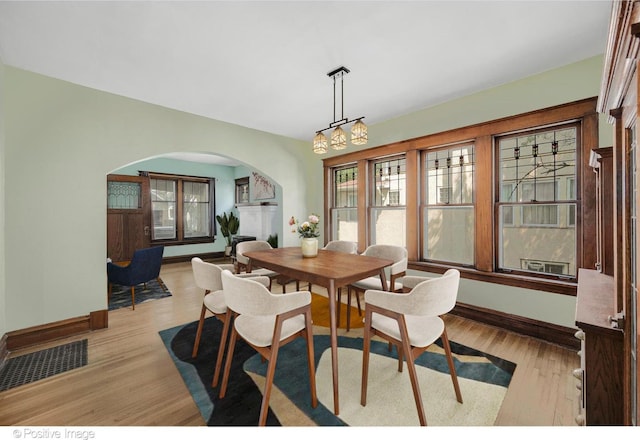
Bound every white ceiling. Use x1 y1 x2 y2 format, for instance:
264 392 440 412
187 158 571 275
0 0 612 161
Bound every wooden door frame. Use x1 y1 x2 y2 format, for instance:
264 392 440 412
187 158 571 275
107 174 151 262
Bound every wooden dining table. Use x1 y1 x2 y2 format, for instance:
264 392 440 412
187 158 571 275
244 246 393 416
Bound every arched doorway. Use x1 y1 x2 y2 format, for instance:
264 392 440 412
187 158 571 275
106 152 283 263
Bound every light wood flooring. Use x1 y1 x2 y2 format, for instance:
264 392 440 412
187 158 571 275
0 260 581 426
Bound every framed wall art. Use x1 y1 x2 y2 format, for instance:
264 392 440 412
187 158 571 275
252 172 275 200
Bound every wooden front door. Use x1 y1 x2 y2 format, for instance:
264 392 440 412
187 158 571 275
107 174 151 263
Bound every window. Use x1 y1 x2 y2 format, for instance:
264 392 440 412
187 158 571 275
183 180 211 238
371 156 406 246
497 124 578 277
331 165 358 242
107 181 141 209
423 144 475 265
235 177 249 204
151 179 176 240
323 98 596 294
149 173 215 244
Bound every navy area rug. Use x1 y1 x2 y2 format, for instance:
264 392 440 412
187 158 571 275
159 317 279 425
159 317 516 426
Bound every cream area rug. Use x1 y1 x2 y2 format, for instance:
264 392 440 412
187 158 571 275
316 347 507 426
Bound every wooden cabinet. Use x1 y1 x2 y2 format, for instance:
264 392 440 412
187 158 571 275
575 268 624 425
597 0 640 425
589 147 614 276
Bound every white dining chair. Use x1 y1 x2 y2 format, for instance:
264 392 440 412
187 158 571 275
361 269 463 426
218 270 318 425
345 244 407 330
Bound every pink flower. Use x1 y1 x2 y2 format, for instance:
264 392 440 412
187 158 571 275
289 213 321 238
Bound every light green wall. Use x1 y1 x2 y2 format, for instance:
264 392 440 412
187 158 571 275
3 66 312 331
323 55 610 156
1 54 613 333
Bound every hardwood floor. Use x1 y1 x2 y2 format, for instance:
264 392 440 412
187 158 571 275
0 260 581 426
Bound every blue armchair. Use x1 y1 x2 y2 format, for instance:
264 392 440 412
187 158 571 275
107 246 165 310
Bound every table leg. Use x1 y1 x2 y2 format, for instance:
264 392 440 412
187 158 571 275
379 269 389 291
327 279 340 415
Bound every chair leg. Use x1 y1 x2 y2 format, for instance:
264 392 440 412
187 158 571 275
403 345 427 426
360 308 373 406
157 277 168 291
259 320 285 426
130 286 135 311
108 283 113 302
192 304 208 358
346 287 352 332
219 324 238 399
336 288 342 327
355 290 362 316
304 309 318 409
212 311 233 388
441 328 463 403
398 319 427 426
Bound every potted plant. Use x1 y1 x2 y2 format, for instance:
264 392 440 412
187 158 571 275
216 211 239 256
267 233 278 249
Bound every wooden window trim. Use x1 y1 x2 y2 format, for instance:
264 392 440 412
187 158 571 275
421 143 476 267
323 97 597 295
144 172 216 246
493 121 582 281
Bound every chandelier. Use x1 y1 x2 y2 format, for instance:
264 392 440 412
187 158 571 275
313 66 367 154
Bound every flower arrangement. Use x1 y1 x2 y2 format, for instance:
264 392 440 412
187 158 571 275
289 214 320 239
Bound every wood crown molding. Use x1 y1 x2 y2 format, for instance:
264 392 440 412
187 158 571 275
598 1 640 120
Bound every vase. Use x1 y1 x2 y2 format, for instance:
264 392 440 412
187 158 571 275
301 237 318 258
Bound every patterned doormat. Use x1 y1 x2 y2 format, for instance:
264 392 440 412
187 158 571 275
0 339 88 392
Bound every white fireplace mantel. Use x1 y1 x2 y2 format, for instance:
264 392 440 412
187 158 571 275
236 203 277 241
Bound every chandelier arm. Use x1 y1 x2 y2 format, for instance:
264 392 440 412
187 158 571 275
315 116 366 133
333 76 336 121
340 72 344 121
